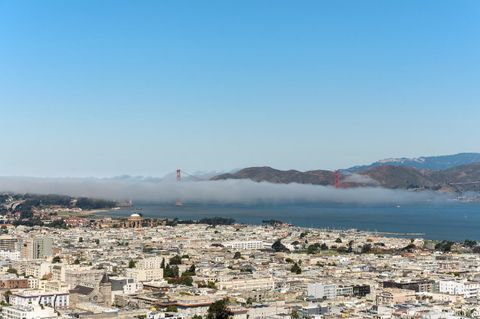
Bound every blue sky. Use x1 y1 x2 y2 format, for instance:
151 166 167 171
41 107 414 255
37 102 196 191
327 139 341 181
1 0 479 177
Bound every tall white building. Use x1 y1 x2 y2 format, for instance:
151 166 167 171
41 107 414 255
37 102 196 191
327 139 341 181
307 283 337 300
126 257 164 282
21 237 53 260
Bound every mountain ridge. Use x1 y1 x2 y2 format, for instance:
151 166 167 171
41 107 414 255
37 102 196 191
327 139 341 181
346 152 480 172
210 153 480 192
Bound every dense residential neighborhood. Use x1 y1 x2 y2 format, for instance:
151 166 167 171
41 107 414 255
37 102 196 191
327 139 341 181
0 195 479 319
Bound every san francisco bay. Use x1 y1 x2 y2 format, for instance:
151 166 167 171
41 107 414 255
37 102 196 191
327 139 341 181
103 201 480 241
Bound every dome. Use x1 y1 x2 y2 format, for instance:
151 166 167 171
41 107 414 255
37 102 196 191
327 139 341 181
130 213 142 218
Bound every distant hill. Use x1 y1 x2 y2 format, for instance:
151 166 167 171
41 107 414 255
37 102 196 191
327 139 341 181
361 166 435 189
211 167 335 185
210 155 480 192
429 162 480 192
211 166 430 189
346 153 480 172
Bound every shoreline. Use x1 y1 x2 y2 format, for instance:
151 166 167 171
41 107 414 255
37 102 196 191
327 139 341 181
88 202 480 242
92 211 430 241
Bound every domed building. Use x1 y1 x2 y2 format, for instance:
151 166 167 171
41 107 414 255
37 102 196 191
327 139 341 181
125 212 143 228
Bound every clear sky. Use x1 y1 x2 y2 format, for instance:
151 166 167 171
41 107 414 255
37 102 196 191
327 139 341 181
1 0 479 177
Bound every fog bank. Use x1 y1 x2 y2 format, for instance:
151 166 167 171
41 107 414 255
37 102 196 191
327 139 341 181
0 176 448 204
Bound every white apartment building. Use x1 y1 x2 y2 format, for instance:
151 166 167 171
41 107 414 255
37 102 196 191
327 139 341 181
137 257 163 269
336 285 354 297
126 257 164 282
224 241 264 250
28 278 69 292
111 277 143 295
2 304 57 319
217 277 275 291
52 264 104 288
0 235 19 251
10 290 69 309
0 250 20 261
439 280 480 299
25 262 52 279
307 283 337 300
147 311 185 319
27 277 39 289
21 237 53 260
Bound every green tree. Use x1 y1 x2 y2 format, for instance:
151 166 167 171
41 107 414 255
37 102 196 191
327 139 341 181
272 240 290 252
290 263 301 274
207 299 232 319
207 281 216 289
78 237 83 243
128 259 136 268
361 244 372 254
6 268 17 275
435 240 454 252
166 305 178 312
164 264 179 278
169 255 182 265
307 243 321 254
233 252 241 259
3 290 12 304
401 243 416 252
52 256 61 263
180 275 193 286
464 239 477 248
188 264 196 275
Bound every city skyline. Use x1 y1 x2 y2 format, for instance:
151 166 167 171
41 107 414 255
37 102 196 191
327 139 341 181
1 2 480 318
1 1 479 177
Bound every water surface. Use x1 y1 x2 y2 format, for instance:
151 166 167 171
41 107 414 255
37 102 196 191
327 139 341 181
101 202 480 241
